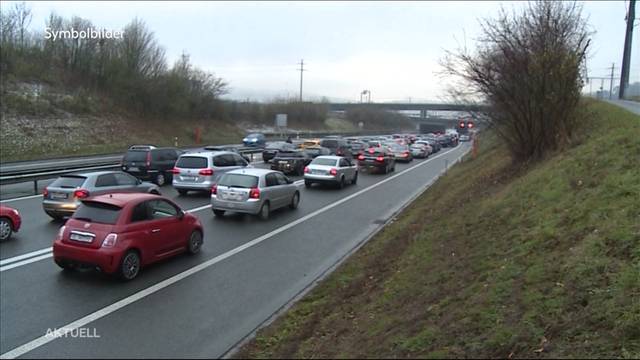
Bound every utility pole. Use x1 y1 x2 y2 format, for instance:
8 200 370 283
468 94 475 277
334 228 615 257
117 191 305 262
609 63 615 99
619 0 635 99
297 59 305 102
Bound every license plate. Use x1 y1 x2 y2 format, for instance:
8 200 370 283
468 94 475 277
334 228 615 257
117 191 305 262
128 167 139 172
51 192 68 200
70 232 94 243
224 193 242 201
181 176 196 181
279 161 288 164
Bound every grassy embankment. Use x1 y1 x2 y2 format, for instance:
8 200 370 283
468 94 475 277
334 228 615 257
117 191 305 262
237 100 640 358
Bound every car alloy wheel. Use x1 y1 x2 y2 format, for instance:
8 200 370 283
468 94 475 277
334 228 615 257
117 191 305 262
155 173 166 186
352 172 358 185
120 251 140 281
0 218 12 241
289 192 300 209
259 202 270 220
338 176 345 189
188 231 203 254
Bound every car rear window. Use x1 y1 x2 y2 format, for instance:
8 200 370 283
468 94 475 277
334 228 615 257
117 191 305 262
218 174 259 188
124 151 147 161
73 201 122 224
50 176 86 188
320 140 338 148
266 142 287 150
176 156 208 168
311 158 337 166
276 151 305 158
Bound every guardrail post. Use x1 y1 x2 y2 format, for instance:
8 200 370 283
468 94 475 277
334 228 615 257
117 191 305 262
34 179 38 195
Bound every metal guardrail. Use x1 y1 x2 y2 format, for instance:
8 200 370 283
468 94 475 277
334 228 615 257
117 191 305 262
0 148 265 194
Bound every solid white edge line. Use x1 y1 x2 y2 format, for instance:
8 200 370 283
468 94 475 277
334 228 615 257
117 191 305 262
0 247 53 266
0 146 465 359
0 253 54 273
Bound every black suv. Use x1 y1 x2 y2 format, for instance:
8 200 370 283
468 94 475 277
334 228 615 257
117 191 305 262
122 147 182 186
319 138 353 159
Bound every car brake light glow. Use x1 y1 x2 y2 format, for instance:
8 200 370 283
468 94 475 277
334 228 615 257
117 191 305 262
304 166 310 173
211 184 217 195
358 154 364 161
368 148 375 154
74 189 90 198
199 168 214 176
376 156 385 162
146 152 151 167
249 187 260 199
101 233 118 248
43 188 49 197
329 168 338 176
171 167 180 174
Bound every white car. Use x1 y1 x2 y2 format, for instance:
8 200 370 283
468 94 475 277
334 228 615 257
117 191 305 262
303 156 358 189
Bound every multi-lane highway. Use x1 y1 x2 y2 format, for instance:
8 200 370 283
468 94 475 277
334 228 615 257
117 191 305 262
0 143 469 359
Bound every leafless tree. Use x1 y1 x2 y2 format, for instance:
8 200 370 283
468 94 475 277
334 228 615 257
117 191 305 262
442 1 591 161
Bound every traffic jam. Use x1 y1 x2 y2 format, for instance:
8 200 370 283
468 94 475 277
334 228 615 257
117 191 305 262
1 128 473 281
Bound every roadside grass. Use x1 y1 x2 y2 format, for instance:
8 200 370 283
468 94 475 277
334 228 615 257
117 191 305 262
236 99 640 358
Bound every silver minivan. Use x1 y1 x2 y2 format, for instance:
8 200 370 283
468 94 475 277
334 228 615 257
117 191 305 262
211 168 300 220
172 151 251 195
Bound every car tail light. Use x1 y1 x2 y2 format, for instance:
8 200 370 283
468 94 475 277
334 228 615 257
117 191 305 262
43 188 49 197
358 154 364 161
57 225 66 240
101 233 118 248
249 187 260 199
146 152 151 167
304 166 310 173
74 189 90 198
403 151 410 157
368 148 375 154
211 184 217 195
329 168 338 176
199 168 214 176
336 150 343 156
376 156 385 162
171 167 180 174
120 156 124 166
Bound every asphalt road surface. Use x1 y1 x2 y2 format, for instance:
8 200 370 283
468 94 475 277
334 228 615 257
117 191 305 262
0 143 470 359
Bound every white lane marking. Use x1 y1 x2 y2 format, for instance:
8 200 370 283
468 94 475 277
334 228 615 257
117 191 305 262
0 254 54 272
0 146 466 359
0 247 52 266
186 204 212 213
0 194 44 203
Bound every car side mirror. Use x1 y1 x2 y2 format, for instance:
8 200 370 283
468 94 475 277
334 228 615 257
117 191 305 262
137 178 142 185
287 178 293 184
178 210 185 220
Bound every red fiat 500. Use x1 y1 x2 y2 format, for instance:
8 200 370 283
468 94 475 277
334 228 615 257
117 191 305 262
0 205 22 241
53 193 203 280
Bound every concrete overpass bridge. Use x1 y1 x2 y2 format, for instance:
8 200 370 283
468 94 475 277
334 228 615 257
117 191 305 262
328 102 489 119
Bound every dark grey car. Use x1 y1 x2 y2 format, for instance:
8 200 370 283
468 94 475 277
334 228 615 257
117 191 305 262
42 171 160 220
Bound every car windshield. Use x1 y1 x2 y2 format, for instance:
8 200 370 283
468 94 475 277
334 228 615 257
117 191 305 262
218 174 259 188
72 201 122 224
320 140 338 148
50 176 86 188
311 158 337 166
176 156 208 168
266 142 288 150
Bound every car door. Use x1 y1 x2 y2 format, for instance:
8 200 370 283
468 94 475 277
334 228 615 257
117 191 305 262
147 199 184 255
264 173 284 209
127 200 158 264
92 173 122 196
274 172 294 207
114 172 143 192
339 158 355 181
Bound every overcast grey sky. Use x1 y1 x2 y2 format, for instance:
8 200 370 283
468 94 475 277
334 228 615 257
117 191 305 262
13 1 640 102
